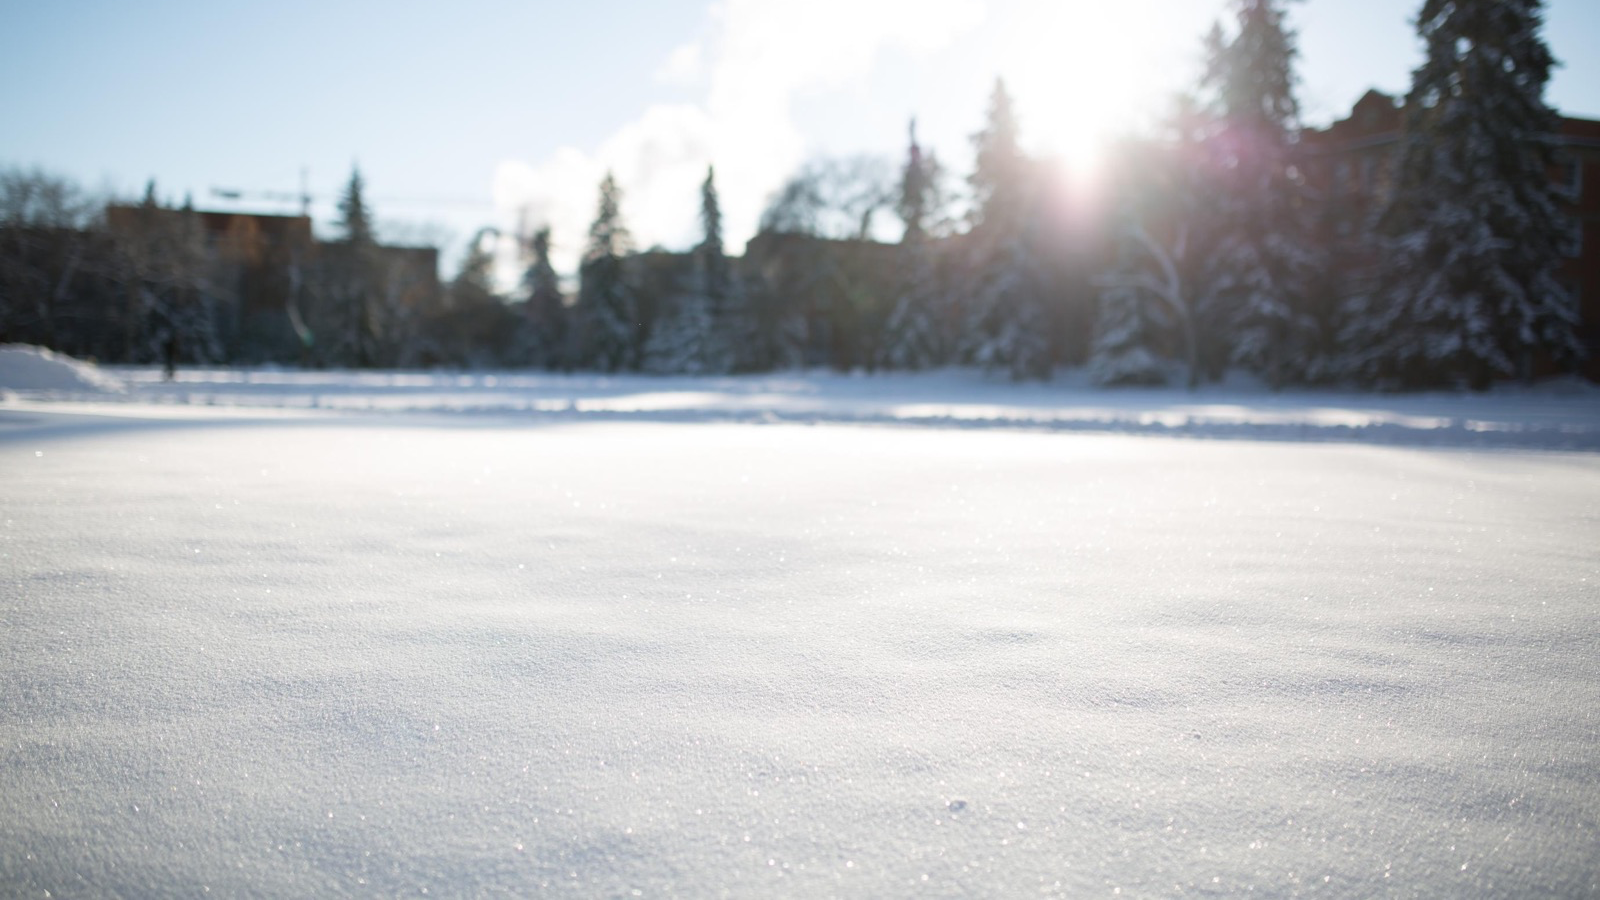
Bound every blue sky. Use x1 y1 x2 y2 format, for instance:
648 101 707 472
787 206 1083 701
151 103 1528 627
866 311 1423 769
3 0 1597 278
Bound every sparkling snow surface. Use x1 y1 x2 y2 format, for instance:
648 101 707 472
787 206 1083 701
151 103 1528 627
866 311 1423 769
2 368 1599 896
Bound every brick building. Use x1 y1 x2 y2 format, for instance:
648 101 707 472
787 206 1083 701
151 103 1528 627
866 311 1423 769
104 204 440 363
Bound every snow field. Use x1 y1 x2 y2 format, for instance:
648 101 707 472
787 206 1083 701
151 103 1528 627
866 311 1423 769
4 347 1599 449
3 363 1595 451
2 416 1598 896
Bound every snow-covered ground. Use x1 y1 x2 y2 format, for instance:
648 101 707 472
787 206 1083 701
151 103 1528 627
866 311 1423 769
4 354 1598 450
3 351 1599 896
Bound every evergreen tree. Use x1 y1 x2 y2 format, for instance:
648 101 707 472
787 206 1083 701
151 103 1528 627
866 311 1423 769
576 172 637 371
520 226 568 370
453 231 497 305
641 278 710 374
646 165 736 374
1197 0 1321 387
1089 227 1173 387
1088 291 1167 387
880 119 945 370
326 165 379 366
968 242 1050 379
968 80 1027 233
1347 0 1580 388
963 79 1051 380
699 164 731 312
652 164 739 371
1090 125 1210 388
336 166 375 246
429 229 519 367
896 120 933 246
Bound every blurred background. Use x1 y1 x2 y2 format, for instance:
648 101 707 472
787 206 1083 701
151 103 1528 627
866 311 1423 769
2 0 1596 385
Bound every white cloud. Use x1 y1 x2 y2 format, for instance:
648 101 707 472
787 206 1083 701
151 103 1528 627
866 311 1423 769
493 0 984 280
655 41 705 87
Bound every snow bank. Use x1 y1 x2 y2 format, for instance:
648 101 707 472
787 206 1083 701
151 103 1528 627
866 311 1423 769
0 344 125 395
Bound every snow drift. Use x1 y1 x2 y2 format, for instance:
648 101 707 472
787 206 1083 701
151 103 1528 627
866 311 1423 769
0 344 125 396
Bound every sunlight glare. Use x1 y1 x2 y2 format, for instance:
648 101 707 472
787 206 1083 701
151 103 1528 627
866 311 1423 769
1004 1 1169 187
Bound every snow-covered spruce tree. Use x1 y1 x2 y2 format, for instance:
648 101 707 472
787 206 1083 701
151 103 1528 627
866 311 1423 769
644 166 734 374
576 172 637 372
1090 118 1211 389
325 165 379 367
337 167 374 245
963 79 1050 380
1346 0 1580 389
454 231 497 303
970 241 1050 380
879 120 946 370
520 225 568 370
641 279 706 374
431 228 520 366
1089 224 1173 387
696 165 737 373
1196 0 1321 387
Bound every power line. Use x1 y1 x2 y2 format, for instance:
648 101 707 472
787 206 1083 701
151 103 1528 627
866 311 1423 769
211 186 496 212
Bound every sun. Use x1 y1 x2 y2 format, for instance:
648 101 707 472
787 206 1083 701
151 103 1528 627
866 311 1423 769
1001 2 1167 187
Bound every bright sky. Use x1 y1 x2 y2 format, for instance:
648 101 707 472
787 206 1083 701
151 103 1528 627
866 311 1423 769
3 0 1597 281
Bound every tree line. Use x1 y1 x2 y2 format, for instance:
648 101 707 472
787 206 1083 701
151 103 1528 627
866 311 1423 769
1 0 1584 389
497 0 1585 389
0 168 441 369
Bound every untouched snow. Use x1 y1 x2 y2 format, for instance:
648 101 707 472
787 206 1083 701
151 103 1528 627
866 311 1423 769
0 344 125 396
2 362 1599 896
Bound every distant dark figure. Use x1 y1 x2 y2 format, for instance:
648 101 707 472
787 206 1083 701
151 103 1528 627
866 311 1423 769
163 331 178 381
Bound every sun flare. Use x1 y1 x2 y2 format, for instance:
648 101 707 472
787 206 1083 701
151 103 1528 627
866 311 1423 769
1003 2 1167 186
